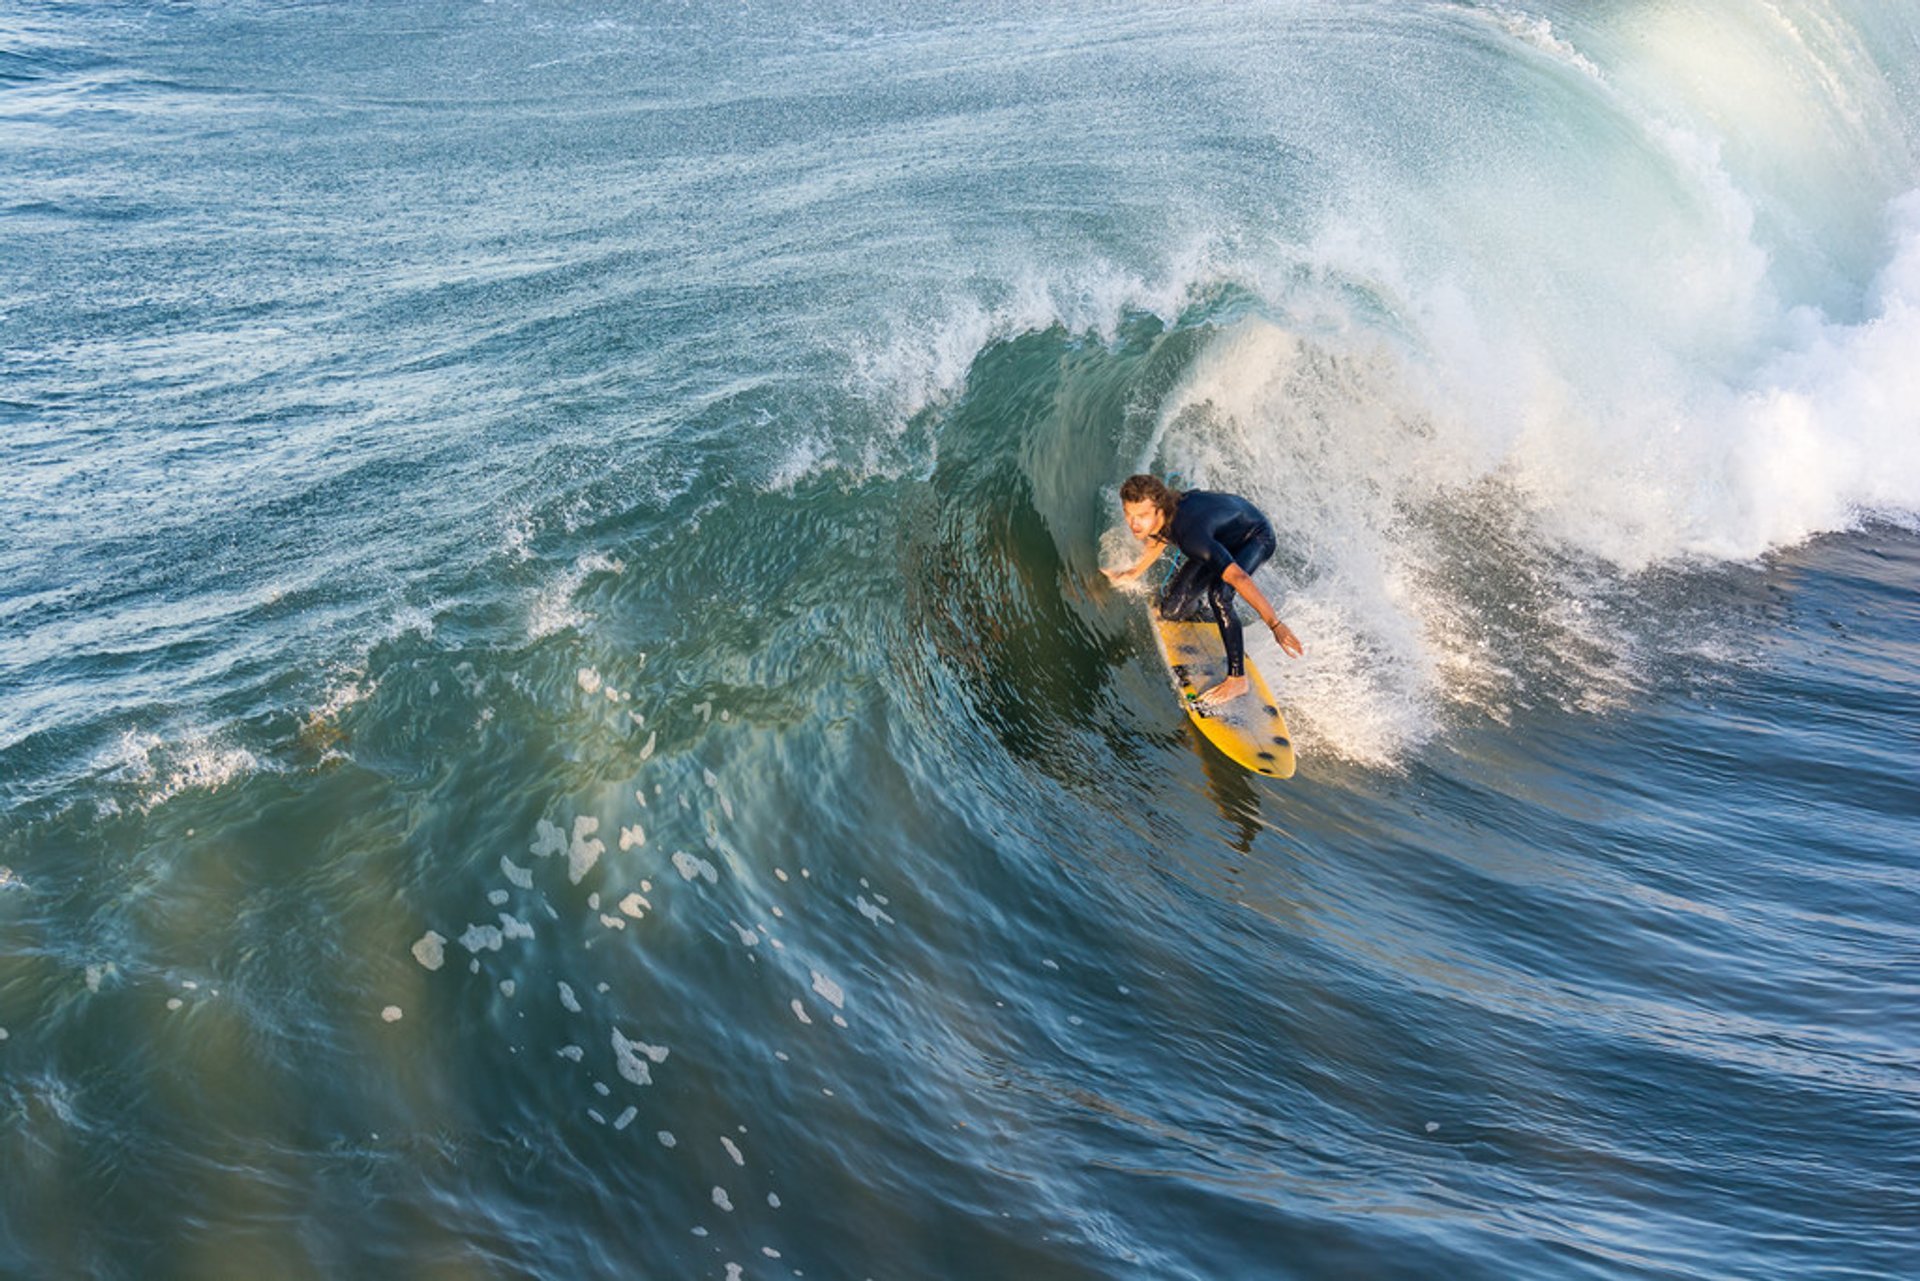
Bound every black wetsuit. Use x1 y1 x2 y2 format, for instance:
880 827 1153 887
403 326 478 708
1158 490 1278 678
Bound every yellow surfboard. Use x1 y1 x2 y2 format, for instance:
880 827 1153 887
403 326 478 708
1151 617 1296 779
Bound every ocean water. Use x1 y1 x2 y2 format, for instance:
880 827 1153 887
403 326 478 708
3 1 1918 1277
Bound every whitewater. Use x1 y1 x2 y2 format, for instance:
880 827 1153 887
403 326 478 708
3 2 1917 1278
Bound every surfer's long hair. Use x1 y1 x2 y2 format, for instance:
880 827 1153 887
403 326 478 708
1120 473 1181 542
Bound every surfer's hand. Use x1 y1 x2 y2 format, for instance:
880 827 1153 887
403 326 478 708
1271 620 1304 658
1102 566 1133 584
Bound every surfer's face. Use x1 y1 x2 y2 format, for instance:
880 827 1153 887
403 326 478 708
1123 499 1165 539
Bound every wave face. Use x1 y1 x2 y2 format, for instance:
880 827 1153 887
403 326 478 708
3 2 1917 1278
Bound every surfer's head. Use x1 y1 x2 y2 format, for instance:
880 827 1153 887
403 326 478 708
1120 473 1179 540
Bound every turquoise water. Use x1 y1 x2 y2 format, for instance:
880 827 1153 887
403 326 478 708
4 2 1918 1277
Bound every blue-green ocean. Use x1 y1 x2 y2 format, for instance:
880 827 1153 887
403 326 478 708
4 2 1918 1277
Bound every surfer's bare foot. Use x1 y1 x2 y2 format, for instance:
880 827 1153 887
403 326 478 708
1194 674 1249 707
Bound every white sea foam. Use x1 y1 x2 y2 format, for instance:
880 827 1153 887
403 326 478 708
411 932 446 970
810 971 846 1009
306 670 376 733
672 851 718 884
107 727 268 810
568 816 604 884
611 1029 668 1085
528 552 626 639
459 924 504 953
529 819 566 859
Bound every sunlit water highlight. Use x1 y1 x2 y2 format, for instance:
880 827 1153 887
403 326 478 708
3 2 1918 1278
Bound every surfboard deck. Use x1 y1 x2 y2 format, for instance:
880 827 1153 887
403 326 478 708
1150 616 1296 779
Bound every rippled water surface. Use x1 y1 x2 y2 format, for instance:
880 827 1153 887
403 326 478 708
4 2 1918 1278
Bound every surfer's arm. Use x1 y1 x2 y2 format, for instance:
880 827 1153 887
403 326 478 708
1222 564 1304 658
1104 541 1167 583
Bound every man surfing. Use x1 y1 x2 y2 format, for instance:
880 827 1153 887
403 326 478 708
1104 474 1304 707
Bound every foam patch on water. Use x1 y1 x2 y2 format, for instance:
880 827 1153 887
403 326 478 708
529 819 566 859
460 924 504 953
673 851 718 884
809 971 845 1009
568 816 604 884
611 1029 668 1085
411 931 446 970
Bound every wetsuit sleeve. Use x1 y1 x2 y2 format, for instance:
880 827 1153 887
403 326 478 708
1176 528 1236 572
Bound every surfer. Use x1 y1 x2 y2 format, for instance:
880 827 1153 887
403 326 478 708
1104 474 1303 706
